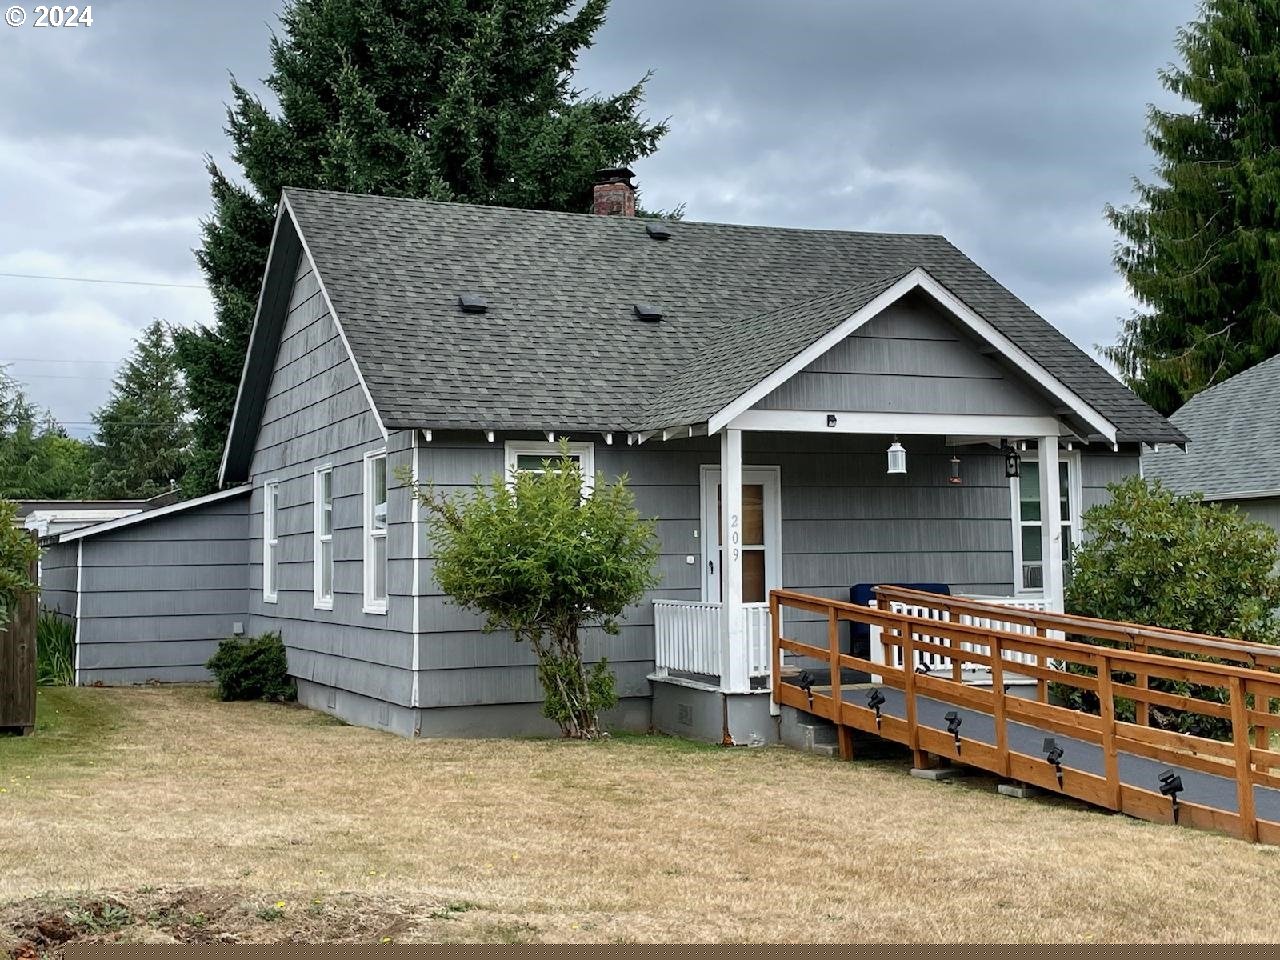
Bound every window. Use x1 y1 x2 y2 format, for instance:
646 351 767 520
314 466 334 610
363 451 388 613
1011 448 1081 593
504 441 595 496
263 481 280 603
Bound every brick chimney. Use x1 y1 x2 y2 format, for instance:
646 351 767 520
592 167 636 217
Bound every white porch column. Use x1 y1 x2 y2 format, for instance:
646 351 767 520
719 428 750 693
1039 436 1064 612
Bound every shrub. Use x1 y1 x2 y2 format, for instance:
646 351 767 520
410 441 660 739
36 611 75 685
1055 476 1280 739
0 497 37 629
206 631 295 702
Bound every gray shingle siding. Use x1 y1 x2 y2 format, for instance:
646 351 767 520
73 493 249 685
40 540 78 619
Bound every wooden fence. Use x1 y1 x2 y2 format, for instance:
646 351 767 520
0 546 38 735
770 586 1280 845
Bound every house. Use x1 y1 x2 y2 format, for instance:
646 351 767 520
40 170 1183 741
1144 353 1280 537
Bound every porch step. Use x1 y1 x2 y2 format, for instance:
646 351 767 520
779 705 839 756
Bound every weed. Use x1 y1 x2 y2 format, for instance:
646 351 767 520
35 611 75 686
65 903 131 932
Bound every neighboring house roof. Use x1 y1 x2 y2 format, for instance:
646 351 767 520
223 187 1182 482
10 496 173 520
1144 352 1280 501
57 486 250 543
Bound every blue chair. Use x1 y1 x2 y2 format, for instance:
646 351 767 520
847 582 951 669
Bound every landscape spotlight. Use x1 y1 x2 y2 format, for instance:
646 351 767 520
944 710 963 750
1158 769 1184 823
866 688 886 727
1043 737 1065 787
795 670 815 708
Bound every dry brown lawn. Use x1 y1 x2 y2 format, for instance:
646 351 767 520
2 685 1279 948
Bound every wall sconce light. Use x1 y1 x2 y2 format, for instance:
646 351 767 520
826 414 838 428
866 687 886 728
1043 737 1064 787
944 710 963 750
949 455 962 485
886 437 906 475
1158 769 1184 823
1001 439 1021 479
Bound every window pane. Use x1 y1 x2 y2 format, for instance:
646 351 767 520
1021 524 1043 562
1018 463 1041 522
373 536 387 601
742 550 766 603
741 484 764 546
372 457 388 531
1059 461 1071 521
320 539 333 598
516 453 579 472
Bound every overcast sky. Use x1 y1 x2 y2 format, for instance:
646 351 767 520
0 0 1199 438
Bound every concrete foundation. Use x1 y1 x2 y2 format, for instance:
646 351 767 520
650 676 778 745
910 766 967 781
997 782 1041 799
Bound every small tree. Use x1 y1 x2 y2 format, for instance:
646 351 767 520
1060 476 1280 737
412 446 659 739
0 498 38 629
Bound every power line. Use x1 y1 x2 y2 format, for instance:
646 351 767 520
0 271 206 290
1 357 122 365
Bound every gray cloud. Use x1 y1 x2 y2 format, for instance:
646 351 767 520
0 0 1199 437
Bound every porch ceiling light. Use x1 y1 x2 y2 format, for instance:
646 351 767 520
1001 439 1021 479
827 414 838 428
886 438 906 475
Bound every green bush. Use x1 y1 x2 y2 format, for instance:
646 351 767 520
1055 476 1280 739
36 611 75 685
206 631 295 702
0 498 38 629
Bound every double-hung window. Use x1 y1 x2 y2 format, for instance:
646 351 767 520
363 451 388 613
1011 448 1081 593
263 480 280 603
314 466 334 610
504 441 595 496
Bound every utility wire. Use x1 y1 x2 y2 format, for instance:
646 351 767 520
0 271 206 290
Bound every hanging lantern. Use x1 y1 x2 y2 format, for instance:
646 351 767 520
886 438 906 475
949 455 962 485
1001 440 1021 479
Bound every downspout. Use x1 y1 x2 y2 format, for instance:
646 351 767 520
410 430 422 731
73 540 83 687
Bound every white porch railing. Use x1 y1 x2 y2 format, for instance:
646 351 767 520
652 599 771 687
870 594 1054 681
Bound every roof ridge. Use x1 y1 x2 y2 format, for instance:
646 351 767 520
1177 350 1280 417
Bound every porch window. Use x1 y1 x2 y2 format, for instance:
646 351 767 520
504 441 595 495
363 451 388 614
1011 450 1081 593
719 484 768 603
263 481 280 604
313 466 334 610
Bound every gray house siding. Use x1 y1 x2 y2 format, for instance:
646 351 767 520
1220 497 1280 540
40 540 78 619
73 493 249 684
753 291 1054 417
244 252 416 731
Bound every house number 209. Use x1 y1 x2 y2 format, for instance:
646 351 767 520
729 513 739 561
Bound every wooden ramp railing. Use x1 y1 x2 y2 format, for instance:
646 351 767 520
769 587 1280 845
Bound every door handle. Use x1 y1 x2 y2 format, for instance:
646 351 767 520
708 559 715 575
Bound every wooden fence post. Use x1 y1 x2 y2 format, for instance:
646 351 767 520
827 608 852 760
1096 652 1121 810
1132 635 1149 727
0 542 38 736
988 628 1010 778
1230 675 1259 842
901 620 929 770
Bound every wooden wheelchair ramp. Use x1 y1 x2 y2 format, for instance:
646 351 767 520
770 586 1280 845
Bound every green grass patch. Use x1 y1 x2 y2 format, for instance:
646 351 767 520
600 731 721 753
0 686 124 774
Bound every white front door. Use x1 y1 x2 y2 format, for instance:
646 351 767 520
700 466 781 604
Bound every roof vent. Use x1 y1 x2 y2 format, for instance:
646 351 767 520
645 222 672 241
633 303 663 322
458 293 488 314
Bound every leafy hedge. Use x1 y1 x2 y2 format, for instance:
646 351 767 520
0 498 38 629
206 632 295 702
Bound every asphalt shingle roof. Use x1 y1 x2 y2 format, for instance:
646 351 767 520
283 187 1180 442
1144 353 1280 500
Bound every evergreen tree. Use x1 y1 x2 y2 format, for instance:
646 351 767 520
0 372 91 500
1106 0 1280 415
178 0 669 494
88 321 191 499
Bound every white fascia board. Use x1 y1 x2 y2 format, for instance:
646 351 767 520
281 193 388 442
219 203 287 488
707 267 1118 443
729 410 1065 438
59 485 250 543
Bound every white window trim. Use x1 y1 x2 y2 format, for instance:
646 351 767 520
363 450 389 615
1010 447 1083 595
313 465 334 611
504 440 596 495
263 480 280 604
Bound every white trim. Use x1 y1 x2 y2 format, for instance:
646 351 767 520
263 480 280 604
219 205 287 487
73 540 82 687
699 463 782 605
1010 445 1082 596
504 440 596 495
363 449 389 615
58 486 250 543
410 432 422 709
312 465 334 611
706 267 1118 443
282 194 388 441
729 409 1064 438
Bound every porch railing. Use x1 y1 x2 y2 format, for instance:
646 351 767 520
652 599 771 686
